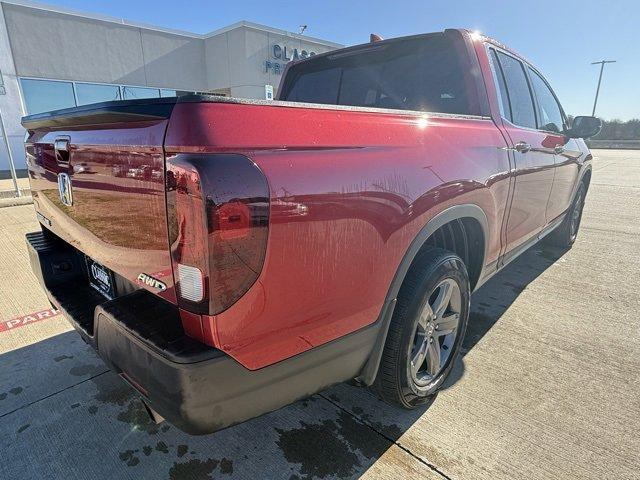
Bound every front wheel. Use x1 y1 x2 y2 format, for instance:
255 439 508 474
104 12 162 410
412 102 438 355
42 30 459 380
373 247 470 408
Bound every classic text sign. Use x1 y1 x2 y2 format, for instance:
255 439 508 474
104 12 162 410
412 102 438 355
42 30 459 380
265 43 317 75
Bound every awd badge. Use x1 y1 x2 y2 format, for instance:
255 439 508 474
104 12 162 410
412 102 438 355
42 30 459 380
137 273 167 291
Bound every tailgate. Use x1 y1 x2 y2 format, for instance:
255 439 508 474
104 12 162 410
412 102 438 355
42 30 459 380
22 99 177 304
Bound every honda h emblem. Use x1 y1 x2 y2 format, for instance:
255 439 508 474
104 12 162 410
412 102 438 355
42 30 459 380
57 173 73 206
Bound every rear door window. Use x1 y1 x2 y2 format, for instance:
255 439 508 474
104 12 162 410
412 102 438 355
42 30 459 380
488 49 511 120
281 34 478 115
494 51 537 129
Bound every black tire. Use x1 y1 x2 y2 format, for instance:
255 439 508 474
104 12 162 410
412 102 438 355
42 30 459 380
544 182 587 248
373 247 470 408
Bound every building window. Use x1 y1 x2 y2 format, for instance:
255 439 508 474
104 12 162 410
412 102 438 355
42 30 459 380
122 86 160 100
20 78 76 114
75 83 121 106
20 78 193 114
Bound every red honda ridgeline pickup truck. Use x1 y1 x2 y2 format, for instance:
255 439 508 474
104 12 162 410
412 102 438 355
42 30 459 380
23 29 601 434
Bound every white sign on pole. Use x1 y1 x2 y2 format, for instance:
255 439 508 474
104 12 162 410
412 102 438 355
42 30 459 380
264 84 274 101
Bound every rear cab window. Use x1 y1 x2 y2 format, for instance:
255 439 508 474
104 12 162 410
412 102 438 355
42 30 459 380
280 34 481 116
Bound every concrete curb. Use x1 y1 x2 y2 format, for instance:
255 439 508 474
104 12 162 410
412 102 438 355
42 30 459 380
0 195 33 208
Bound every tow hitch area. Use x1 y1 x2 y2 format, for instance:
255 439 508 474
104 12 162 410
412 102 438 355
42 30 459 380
141 399 165 425
119 372 165 425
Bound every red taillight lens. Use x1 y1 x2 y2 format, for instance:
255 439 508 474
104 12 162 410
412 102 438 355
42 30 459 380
166 154 269 315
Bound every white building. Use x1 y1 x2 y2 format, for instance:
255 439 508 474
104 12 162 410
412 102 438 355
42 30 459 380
0 0 342 173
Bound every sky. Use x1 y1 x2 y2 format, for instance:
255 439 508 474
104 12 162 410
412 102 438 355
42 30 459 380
37 0 639 120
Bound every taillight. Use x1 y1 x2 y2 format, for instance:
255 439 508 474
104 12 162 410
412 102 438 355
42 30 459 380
176 264 205 302
166 154 269 316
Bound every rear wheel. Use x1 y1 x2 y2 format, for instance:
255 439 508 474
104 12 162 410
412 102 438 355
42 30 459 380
373 247 470 408
545 182 587 248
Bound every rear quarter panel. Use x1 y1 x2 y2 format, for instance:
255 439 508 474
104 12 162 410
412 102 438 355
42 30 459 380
165 102 510 369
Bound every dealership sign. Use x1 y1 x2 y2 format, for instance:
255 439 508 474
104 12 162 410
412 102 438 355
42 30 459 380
265 44 316 74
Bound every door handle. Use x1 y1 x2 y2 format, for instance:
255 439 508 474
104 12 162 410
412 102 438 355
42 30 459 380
554 144 565 154
514 141 531 153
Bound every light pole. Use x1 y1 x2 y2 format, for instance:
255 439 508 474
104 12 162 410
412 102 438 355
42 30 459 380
590 60 616 116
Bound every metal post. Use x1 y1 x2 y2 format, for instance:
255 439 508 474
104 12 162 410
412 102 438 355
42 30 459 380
591 62 604 116
591 60 616 116
0 107 20 197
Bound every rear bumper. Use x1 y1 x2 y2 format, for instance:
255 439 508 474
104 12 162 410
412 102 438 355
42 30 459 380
26 229 379 434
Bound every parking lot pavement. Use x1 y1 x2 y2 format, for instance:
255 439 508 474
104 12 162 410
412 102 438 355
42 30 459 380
1 149 638 480
0 177 31 202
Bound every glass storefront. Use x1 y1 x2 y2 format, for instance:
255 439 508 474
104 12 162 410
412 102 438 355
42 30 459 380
75 83 121 105
20 78 76 114
19 78 193 114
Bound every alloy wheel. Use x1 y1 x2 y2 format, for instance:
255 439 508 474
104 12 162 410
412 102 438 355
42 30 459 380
409 278 462 386
570 187 585 239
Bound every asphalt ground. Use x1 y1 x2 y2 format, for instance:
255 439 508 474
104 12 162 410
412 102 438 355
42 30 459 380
0 149 638 479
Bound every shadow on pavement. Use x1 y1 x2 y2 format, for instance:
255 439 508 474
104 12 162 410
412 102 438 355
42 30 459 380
317 243 570 461
443 243 568 390
0 243 568 480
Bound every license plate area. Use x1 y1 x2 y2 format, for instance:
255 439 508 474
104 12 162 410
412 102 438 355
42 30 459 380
85 256 115 300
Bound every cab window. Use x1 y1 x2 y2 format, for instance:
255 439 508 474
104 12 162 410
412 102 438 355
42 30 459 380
527 68 565 133
281 34 479 115
494 51 537 129
488 49 510 119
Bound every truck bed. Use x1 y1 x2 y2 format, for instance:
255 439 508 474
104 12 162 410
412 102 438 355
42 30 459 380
24 94 506 369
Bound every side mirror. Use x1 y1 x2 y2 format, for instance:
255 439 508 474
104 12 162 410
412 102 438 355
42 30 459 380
564 116 602 139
